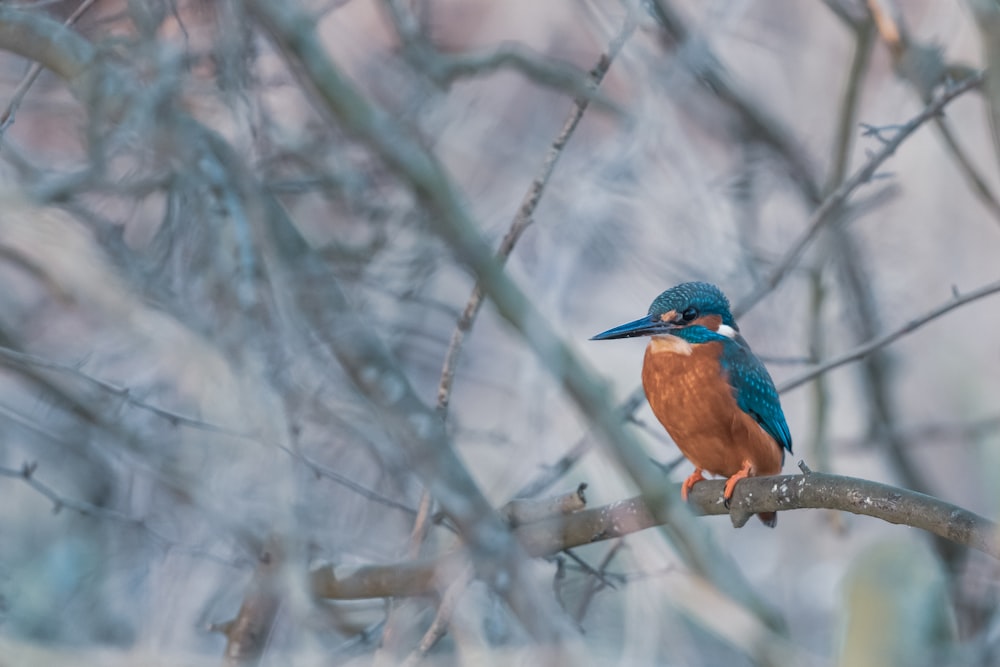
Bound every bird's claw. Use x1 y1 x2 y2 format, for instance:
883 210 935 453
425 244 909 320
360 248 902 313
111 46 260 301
723 496 731 510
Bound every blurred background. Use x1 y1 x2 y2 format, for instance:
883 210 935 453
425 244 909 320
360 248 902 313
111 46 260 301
0 0 998 665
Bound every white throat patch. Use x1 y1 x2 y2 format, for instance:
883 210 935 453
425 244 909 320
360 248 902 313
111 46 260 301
648 335 693 356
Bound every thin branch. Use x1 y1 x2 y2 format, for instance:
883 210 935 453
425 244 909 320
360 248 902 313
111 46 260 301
275 443 419 516
825 16 875 193
780 279 1000 392
0 344 256 438
836 413 1000 450
398 566 473 667
734 71 984 317
0 0 98 133
867 0 1000 225
381 0 618 111
0 462 241 567
821 0 867 29
512 387 647 499
435 19 634 415
220 546 284 667
310 470 1000 601
573 539 624 623
649 0 823 204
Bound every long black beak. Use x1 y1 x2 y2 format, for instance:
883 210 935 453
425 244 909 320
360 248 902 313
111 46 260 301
590 314 676 340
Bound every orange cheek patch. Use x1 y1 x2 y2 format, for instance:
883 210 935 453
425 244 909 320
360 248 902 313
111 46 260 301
691 314 722 331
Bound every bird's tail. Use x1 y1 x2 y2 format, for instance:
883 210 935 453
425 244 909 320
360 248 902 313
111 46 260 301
757 512 777 528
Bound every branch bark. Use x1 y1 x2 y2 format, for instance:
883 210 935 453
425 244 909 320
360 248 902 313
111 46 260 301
311 470 1000 601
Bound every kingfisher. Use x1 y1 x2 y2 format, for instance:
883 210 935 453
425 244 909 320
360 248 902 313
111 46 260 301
591 282 792 527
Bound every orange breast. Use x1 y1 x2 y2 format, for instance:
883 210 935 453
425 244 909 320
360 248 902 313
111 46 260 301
641 336 783 478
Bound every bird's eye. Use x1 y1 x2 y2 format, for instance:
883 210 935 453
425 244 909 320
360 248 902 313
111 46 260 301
681 307 698 322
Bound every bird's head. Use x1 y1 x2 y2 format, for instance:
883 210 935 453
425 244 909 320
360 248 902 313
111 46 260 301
590 282 738 342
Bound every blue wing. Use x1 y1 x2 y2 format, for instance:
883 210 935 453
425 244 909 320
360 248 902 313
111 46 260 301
720 337 793 457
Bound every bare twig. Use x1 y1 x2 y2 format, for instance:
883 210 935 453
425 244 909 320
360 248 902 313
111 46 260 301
274 443 419 515
825 16 875 192
574 539 625 623
867 0 1000 224
0 345 256 438
435 19 634 415
0 462 240 567
780 279 1000 392
398 566 473 667
220 546 284 667
735 71 984 317
649 0 823 204
513 387 647 499
381 0 618 111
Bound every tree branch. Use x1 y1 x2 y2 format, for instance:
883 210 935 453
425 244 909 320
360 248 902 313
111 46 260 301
780 278 1000 393
0 7 95 81
217 546 283 667
734 71 984 317
0 0 97 131
0 344 255 438
435 19 633 416
310 470 1000 600
0 462 240 567
381 0 618 111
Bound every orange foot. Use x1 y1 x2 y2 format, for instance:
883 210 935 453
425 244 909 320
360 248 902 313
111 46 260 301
722 459 753 509
681 468 705 502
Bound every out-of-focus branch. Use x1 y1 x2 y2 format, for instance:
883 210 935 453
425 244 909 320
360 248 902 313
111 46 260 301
217 547 283 667
780 278 1000 393
649 0 823 204
573 539 624 623
512 386 646 500
0 344 254 438
381 0 618 111
398 566 473 667
734 71 984 317
274 443 419 516
0 0 97 131
501 483 587 526
435 19 634 416
0 2 576 644
825 16 875 192
0 328 419 523
0 7 95 82
970 0 1000 185
820 0 868 29
310 470 1000 601
246 0 782 631
867 0 1000 224
0 461 240 567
